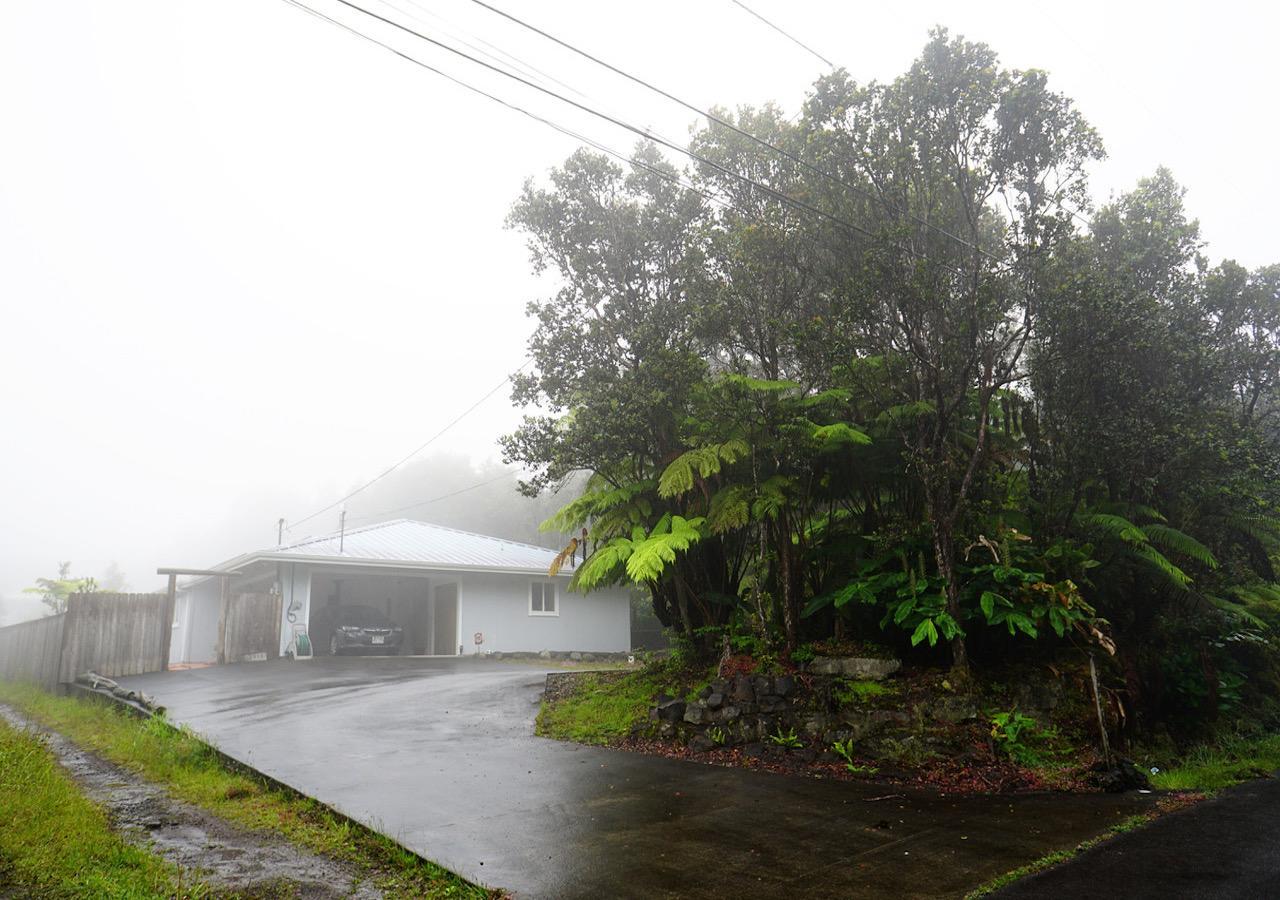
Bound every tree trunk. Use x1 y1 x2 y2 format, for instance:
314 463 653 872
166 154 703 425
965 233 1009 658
931 513 969 677
673 577 695 639
776 519 799 653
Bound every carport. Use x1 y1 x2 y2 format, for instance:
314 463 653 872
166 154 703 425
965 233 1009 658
306 570 458 656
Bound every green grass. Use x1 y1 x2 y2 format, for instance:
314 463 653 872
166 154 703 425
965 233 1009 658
966 813 1155 898
0 716 202 899
537 669 669 745
0 682 495 898
1149 732 1280 791
833 678 892 704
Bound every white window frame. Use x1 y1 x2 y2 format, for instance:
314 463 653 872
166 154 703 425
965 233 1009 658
529 580 559 617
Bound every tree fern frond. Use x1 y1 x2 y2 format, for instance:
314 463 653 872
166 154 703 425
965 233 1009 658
1229 583 1280 607
657 441 750 498
572 537 634 590
1076 513 1147 544
1129 544 1193 590
722 373 802 393
811 422 872 449
1226 515 1280 548
623 515 705 583
1141 524 1218 569
1207 594 1271 630
874 400 936 427
1093 501 1167 523
548 538 578 578
707 485 751 534
540 479 655 533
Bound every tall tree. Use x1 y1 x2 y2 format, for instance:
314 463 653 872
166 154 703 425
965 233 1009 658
801 29 1103 672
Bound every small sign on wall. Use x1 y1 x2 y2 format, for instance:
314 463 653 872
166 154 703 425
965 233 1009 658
473 632 484 645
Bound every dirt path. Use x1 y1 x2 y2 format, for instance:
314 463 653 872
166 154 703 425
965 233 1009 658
0 704 382 899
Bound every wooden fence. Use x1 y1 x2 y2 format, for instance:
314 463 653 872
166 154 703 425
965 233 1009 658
56 592 171 683
0 613 66 689
219 592 283 663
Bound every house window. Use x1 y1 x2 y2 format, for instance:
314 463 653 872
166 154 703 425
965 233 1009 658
530 581 558 616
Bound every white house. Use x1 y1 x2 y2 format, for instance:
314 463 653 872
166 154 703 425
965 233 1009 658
168 519 631 664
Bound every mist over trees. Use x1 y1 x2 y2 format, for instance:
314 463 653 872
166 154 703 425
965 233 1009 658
337 452 581 550
502 30 1280 732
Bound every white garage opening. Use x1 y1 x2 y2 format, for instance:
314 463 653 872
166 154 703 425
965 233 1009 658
306 571 459 656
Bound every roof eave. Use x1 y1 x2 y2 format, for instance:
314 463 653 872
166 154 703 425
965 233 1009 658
216 551 568 579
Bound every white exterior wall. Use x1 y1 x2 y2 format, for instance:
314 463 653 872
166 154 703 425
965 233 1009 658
177 561 629 661
277 562 312 656
457 572 630 654
170 578 222 664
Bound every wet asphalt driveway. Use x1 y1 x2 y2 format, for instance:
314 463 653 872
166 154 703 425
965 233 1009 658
120 658 1153 898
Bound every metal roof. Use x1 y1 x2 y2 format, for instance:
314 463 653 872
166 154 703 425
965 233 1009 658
258 519 571 575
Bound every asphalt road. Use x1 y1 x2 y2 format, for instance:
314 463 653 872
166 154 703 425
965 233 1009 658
120 658 1152 899
1000 776 1280 899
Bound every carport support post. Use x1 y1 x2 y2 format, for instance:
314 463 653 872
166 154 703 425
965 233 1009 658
215 575 230 665
160 573 177 672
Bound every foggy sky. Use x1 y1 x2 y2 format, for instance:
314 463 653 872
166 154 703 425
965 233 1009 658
2 0 1275 623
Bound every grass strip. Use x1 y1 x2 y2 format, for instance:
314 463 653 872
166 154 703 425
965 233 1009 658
0 716 201 899
1148 732 1280 791
965 812 1156 898
0 682 495 899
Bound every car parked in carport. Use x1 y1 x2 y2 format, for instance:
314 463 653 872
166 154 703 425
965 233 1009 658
328 605 403 656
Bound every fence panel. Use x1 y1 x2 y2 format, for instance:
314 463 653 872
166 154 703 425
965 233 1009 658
221 592 283 663
57 592 170 683
0 614 66 689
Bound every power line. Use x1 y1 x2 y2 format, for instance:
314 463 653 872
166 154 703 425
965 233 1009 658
728 0 835 70
285 359 532 531
279 0 783 241
319 0 883 246
463 0 998 262
372 0 593 103
346 470 520 523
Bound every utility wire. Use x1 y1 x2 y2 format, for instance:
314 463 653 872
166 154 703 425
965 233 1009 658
285 358 532 531
279 0 781 238
319 0 882 246
346 470 520 523
729 0 835 69
464 0 998 262
373 0 593 103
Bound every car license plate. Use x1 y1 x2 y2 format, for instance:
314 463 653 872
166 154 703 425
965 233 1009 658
372 635 385 645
